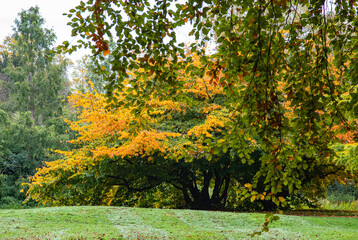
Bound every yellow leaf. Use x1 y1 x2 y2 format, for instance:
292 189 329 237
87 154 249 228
250 195 256 202
244 183 251 188
278 196 285 202
101 66 106 70
260 194 265 200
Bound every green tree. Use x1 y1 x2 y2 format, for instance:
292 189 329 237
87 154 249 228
0 110 72 207
4 6 68 124
72 53 112 94
0 6 73 208
0 37 12 104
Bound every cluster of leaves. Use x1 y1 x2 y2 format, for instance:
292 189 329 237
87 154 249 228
325 181 358 203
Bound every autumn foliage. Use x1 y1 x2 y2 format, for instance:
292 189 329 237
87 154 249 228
23 49 358 210
24 55 233 208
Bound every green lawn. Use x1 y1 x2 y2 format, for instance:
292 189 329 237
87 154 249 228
0 206 358 239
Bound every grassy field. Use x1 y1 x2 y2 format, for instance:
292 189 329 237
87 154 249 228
1 206 358 239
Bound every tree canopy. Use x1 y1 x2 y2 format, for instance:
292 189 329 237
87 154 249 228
3 6 68 123
46 0 358 208
25 51 354 210
25 56 243 209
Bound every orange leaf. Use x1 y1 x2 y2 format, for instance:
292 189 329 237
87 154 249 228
275 164 282 170
103 50 111 56
244 183 251 188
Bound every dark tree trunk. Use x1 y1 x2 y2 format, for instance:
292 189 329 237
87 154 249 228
178 171 231 210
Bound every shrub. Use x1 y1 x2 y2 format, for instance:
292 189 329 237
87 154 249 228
326 181 358 203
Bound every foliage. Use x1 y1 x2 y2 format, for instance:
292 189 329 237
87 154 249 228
71 53 112 94
249 212 280 238
0 110 72 207
0 6 73 208
2 6 69 124
25 64 247 209
110 184 187 209
57 0 358 208
326 181 358 203
319 199 358 211
24 50 351 210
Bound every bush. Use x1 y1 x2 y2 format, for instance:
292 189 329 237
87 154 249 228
0 196 24 209
326 181 358 203
320 199 358 211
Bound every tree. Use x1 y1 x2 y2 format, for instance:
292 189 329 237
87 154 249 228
24 51 353 210
24 61 246 209
0 110 73 207
0 6 73 208
0 37 13 104
71 53 112 94
3 6 69 124
53 0 358 207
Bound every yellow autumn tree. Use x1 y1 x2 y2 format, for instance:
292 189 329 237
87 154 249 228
24 50 356 210
23 54 240 209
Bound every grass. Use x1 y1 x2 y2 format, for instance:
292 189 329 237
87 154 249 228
319 199 358 211
0 206 358 239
